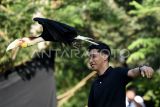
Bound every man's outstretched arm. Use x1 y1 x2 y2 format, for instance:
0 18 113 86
128 65 154 78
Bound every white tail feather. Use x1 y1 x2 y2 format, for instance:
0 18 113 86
75 35 94 40
81 39 98 45
75 35 98 45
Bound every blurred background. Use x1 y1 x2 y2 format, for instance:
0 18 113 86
0 0 160 107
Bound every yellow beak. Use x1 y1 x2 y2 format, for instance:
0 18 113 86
20 42 28 48
6 39 28 51
6 39 20 51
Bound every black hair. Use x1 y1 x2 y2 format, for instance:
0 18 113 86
88 41 111 61
126 86 136 93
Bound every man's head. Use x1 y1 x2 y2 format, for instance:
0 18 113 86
88 42 111 71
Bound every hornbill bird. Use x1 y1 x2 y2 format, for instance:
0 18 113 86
6 17 98 51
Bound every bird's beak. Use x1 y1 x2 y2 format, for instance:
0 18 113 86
6 39 27 51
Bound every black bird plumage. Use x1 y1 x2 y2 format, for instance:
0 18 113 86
34 17 78 44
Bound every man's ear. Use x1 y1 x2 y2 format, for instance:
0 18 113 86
103 54 109 61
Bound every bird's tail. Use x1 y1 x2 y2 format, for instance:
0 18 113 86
75 35 98 45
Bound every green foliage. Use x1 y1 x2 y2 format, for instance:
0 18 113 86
129 0 160 16
127 38 160 69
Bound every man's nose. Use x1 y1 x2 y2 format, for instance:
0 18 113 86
89 57 93 63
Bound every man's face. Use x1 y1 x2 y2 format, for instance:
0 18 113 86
88 49 108 71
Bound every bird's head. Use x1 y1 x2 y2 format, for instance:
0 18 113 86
6 37 33 51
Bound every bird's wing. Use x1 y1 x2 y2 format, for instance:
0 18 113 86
34 18 78 44
34 18 98 45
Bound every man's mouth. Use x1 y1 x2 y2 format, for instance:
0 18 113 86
90 64 96 67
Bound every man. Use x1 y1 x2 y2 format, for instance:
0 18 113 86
87 42 154 107
126 86 145 107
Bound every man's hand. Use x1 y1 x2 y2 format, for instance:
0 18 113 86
128 66 154 78
140 66 154 78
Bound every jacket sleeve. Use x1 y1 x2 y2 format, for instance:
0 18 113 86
117 67 132 85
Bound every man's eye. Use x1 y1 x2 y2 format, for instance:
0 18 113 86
92 55 97 58
89 54 97 59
